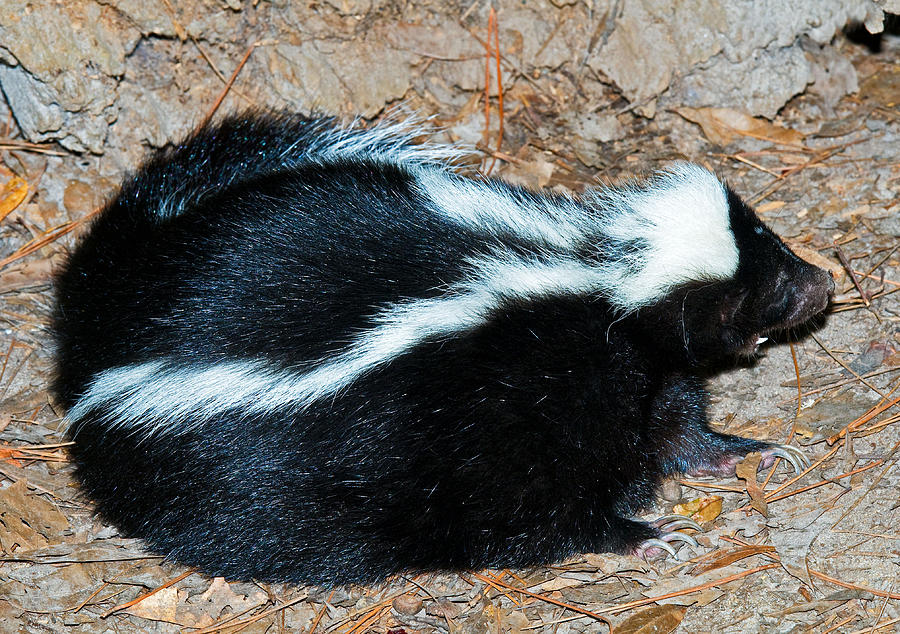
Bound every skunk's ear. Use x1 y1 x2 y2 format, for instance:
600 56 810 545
720 287 748 325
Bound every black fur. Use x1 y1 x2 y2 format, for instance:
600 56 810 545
53 111 834 585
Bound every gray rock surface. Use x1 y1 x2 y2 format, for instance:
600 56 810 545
0 0 894 154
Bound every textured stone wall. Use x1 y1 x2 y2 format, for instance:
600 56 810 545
0 0 894 159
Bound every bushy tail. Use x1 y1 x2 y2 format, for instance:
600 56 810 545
114 110 460 222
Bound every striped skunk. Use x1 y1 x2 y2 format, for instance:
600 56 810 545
52 111 833 586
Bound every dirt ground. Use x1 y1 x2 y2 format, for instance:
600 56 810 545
0 4 899 634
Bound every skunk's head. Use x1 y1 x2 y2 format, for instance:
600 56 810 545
591 164 834 365
706 189 834 358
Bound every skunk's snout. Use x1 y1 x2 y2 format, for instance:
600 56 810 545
781 263 833 327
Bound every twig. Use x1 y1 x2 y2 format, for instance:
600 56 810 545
201 42 259 128
730 154 783 178
830 439 900 530
810 333 885 399
480 571 523 607
764 459 883 504
0 207 100 270
789 366 900 398
868 576 896 634
723 535 900 600
599 564 781 615
834 243 870 306
826 382 900 445
0 140 66 155
853 617 900 634
486 7 503 176
762 342 804 489
750 138 867 204
470 572 611 626
101 569 194 617
305 590 334 634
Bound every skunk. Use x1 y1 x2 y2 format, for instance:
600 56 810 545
52 111 833 586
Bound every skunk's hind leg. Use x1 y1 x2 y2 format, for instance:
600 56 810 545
651 374 808 478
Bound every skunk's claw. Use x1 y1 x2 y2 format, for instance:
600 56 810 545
762 444 809 474
653 515 703 532
635 515 701 559
638 538 677 557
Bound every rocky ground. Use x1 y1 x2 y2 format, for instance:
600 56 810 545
0 2 899 632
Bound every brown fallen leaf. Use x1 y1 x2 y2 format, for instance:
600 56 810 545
0 480 69 554
784 242 844 281
672 496 723 524
859 65 900 108
674 107 805 147
614 604 686 634
755 200 786 214
501 157 556 190
193 576 268 617
0 257 58 294
124 586 195 626
692 545 776 574
121 576 268 629
735 453 767 517
0 175 28 223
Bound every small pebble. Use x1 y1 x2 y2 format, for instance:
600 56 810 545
391 594 423 615
659 479 683 502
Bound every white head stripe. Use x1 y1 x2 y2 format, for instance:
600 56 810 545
586 163 738 309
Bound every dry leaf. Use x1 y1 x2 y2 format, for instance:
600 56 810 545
735 453 767 517
859 65 900 108
755 200 786 214
770 505 843 588
193 576 268 616
0 258 58 294
692 545 776 574
0 561 122 612
785 243 843 281
124 585 180 623
614 604 686 633
502 157 555 189
0 480 69 554
675 107 805 146
672 496 723 524
502 608 532 634
123 577 269 628
533 575 584 592
62 180 96 215
0 176 28 223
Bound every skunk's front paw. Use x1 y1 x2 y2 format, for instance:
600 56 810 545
758 444 809 473
633 514 701 559
687 443 809 478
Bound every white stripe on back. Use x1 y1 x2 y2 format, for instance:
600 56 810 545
68 255 611 435
415 169 587 248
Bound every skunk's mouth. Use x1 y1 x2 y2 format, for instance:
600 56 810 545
743 300 831 355
749 280 834 352
739 333 770 356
